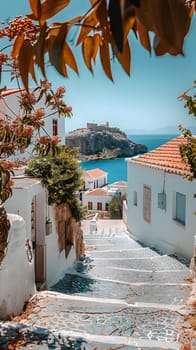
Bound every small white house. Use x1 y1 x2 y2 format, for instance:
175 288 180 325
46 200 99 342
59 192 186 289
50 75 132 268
126 135 196 260
108 181 128 197
81 168 108 190
83 187 120 211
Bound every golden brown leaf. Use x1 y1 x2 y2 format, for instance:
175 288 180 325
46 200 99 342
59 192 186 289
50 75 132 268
100 40 113 81
48 23 69 77
92 33 100 62
39 0 71 24
12 33 24 59
63 42 79 74
76 10 98 46
123 16 135 39
29 0 41 20
35 23 47 78
116 39 131 75
18 40 36 90
82 36 95 73
136 18 151 53
90 0 99 5
67 15 83 25
96 0 108 27
135 0 194 56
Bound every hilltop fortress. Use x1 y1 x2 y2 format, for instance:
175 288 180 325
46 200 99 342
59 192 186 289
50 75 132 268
65 122 147 160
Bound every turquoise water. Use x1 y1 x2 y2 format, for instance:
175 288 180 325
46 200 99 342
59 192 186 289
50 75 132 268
80 134 178 183
129 134 178 151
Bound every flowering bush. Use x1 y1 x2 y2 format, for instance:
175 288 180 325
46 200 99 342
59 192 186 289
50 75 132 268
0 80 73 204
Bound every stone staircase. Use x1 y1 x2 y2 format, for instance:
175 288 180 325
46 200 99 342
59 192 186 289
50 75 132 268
0 219 193 349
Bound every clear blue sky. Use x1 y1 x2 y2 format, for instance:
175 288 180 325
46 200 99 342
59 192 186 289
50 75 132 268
1 1 196 134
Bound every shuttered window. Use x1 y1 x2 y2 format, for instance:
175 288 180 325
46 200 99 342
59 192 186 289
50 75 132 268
52 119 58 136
133 191 137 206
143 185 151 223
175 192 186 225
88 201 92 210
97 202 102 210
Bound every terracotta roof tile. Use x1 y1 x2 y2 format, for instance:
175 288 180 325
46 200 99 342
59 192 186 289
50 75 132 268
111 181 128 186
128 135 192 176
84 188 108 197
82 168 108 179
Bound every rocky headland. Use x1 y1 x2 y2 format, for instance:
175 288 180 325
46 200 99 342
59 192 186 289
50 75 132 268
65 122 148 160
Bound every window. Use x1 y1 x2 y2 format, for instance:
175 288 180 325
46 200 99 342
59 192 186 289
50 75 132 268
143 185 151 223
52 119 58 136
94 180 98 188
133 191 137 206
97 202 102 210
88 201 92 210
175 192 186 225
105 202 109 211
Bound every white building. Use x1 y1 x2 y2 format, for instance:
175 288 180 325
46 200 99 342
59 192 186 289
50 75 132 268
0 88 66 159
126 135 196 260
108 181 128 197
81 168 108 190
83 187 120 211
2 172 84 319
4 175 77 287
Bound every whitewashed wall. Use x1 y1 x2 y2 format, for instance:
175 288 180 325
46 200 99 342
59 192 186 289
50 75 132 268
84 174 107 190
0 214 36 320
5 178 43 241
127 162 196 259
83 193 109 211
5 179 77 289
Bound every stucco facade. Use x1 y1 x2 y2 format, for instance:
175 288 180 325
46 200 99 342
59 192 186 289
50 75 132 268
126 136 196 260
1 174 84 318
82 168 108 190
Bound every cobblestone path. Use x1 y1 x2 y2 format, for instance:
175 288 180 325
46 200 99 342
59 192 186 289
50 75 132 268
0 220 193 349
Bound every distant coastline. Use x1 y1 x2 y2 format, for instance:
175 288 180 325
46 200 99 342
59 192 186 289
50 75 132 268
127 133 178 151
80 134 178 183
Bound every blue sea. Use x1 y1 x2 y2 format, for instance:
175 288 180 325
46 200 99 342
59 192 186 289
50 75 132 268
80 134 178 183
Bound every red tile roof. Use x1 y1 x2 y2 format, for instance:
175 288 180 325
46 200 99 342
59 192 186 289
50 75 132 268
84 188 108 197
111 181 128 186
82 168 108 179
128 135 192 176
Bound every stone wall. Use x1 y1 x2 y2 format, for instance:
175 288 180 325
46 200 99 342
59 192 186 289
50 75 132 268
54 204 85 260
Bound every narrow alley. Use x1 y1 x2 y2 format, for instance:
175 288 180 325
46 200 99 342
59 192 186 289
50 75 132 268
0 220 194 349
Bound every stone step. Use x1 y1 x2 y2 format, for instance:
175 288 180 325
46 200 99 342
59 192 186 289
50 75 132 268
9 291 183 348
50 273 190 305
86 247 160 258
0 321 180 349
85 256 189 272
85 265 190 284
